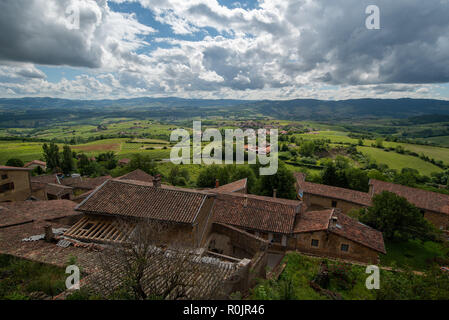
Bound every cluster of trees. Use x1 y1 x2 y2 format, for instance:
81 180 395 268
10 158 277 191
42 143 74 175
195 162 296 199
359 191 439 242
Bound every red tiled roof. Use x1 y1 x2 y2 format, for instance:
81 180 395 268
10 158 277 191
118 169 153 183
294 209 333 233
66 176 112 190
24 160 46 167
295 173 371 206
214 178 247 193
31 174 59 184
45 183 73 197
213 192 301 234
76 179 212 224
293 208 386 254
0 200 79 228
330 210 386 254
369 179 449 215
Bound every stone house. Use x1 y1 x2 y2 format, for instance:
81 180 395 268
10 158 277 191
294 172 372 214
68 177 217 248
212 190 385 264
0 166 33 202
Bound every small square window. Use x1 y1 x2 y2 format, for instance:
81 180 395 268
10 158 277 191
311 239 319 247
341 244 349 252
1 174 7 180
331 200 337 208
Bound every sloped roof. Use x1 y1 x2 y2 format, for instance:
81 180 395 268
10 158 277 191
118 169 154 183
293 208 386 254
330 210 386 254
369 179 449 215
66 176 112 190
24 160 46 167
294 209 333 233
212 192 300 234
295 173 371 206
76 179 212 224
0 200 78 228
214 178 247 193
45 183 73 197
31 174 58 184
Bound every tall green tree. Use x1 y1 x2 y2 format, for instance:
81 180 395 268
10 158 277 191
259 162 296 199
42 142 60 172
61 145 74 174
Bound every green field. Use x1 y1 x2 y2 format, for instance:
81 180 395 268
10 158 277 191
0 139 173 165
297 130 449 170
357 146 443 175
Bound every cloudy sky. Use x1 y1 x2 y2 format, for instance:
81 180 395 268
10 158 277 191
1 0 449 100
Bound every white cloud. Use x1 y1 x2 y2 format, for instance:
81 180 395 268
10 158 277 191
0 0 448 100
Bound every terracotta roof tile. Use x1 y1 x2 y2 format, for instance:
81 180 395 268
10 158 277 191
215 178 247 193
369 179 449 215
0 200 79 228
76 179 211 224
213 192 300 234
330 210 386 254
45 183 73 197
293 208 386 254
295 174 371 206
294 209 333 233
31 175 59 184
66 176 112 190
24 160 46 167
118 169 154 183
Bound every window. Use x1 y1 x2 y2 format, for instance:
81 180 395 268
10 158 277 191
311 239 319 247
1 174 7 180
341 244 349 252
331 200 338 208
272 233 282 243
0 182 14 193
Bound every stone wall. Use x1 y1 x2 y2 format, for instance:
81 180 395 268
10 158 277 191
294 230 380 264
424 210 449 232
303 193 366 214
0 169 31 202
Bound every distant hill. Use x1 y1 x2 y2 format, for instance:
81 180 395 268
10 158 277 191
1 97 449 124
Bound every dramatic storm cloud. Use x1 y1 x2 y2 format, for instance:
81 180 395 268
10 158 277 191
0 0 448 99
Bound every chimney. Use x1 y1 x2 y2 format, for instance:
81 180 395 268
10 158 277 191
215 179 220 188
153 174 162 188
273 189 277 198
44 225 54 242
329 216 338 229
243 195 248 208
